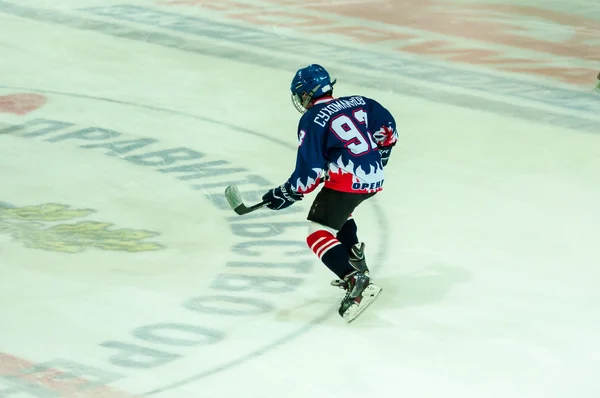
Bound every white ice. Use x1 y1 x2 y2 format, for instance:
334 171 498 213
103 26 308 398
1 0 600 397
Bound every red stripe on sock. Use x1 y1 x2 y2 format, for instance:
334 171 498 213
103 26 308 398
307 229 334 248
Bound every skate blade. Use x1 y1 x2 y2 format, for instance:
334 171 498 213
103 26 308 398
343 284 382 323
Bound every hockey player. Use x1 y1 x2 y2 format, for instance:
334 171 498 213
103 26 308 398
261 64 398 322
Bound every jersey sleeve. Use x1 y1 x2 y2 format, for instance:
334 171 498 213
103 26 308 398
287 116 327 194
365 97 398 148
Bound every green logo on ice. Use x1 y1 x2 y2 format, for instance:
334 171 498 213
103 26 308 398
0 202 163 253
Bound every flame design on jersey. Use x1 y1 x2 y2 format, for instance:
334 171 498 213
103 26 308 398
373 124 398 147
331 156 384 182
324 156 385 193
291 167 324 194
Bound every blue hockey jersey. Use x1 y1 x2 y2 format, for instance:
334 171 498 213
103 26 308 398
288 95 398 195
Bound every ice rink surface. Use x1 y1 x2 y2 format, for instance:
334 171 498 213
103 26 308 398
1 0 599 397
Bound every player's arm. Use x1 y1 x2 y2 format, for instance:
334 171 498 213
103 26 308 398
261 119 326 210
375 121 396 167
366 98 398 167
288 125 327 194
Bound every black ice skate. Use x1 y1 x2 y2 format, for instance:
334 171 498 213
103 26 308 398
333 271 382 323
330 242 369 287
348 242 369 275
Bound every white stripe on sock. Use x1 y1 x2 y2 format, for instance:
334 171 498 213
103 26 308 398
317 241 341 258
310 237 327 251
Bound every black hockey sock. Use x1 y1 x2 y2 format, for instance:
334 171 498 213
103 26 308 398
336 218 359 251
321 244 355 279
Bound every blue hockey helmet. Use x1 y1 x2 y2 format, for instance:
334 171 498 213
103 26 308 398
290 64 336 113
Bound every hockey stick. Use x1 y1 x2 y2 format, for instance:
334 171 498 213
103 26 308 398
224 185 269 215
225 175 328 215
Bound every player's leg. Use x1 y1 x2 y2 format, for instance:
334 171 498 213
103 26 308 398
336 216 359 250
306 188 380 322
306 189 356 281
306 188 373 276
336 217 368 274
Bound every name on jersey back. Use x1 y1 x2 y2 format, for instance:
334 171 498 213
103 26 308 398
314 96 367 127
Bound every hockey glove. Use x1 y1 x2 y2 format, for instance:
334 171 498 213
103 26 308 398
379 145 393 167
262 181 303 210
